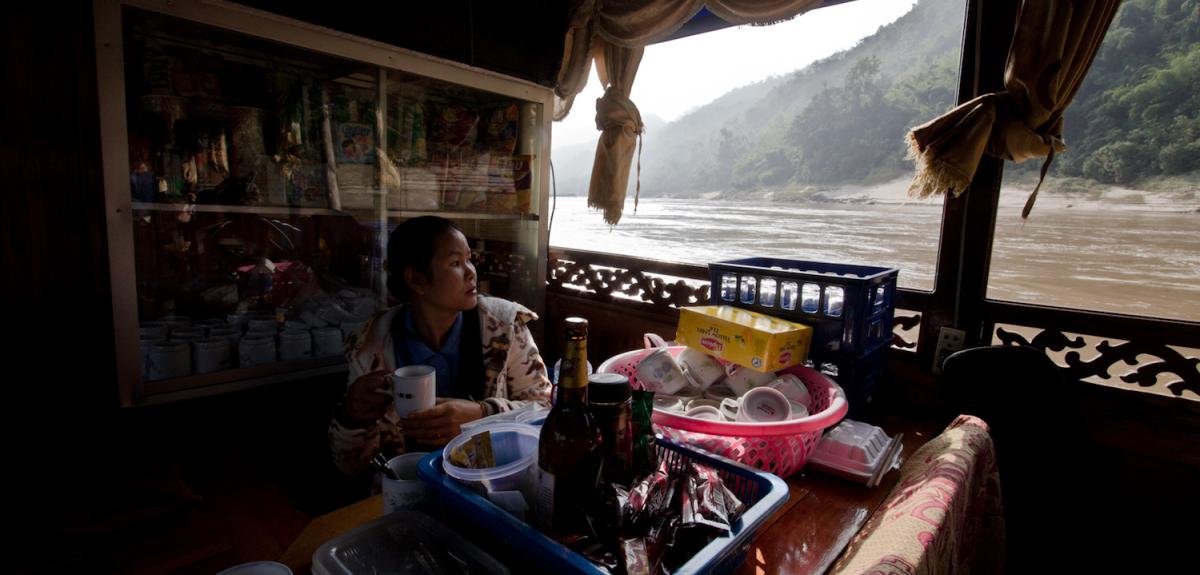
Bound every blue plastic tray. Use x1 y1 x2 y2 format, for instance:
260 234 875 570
417 436 789 574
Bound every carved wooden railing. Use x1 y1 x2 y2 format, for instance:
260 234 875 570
546 247 924 355
547 247 710 307
986 301 1200 398
540 247 1200 401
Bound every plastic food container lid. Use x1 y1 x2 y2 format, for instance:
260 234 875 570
216 561 292 575
807 419 904 487
312 510 509 575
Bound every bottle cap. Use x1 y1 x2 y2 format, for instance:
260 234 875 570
564 317 588 339
588 372 630 403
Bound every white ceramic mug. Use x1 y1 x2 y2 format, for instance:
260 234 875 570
389 365 436 417
724 364 776 396
278 329 313 361
194 338 232 374
652 394 693 414
635 348 689 395
703 381 739 400
139 322 169 340
678 347 725 390
718 397 741 421
248 318 278 333
735 386 791 422
683 405 722 420
140 335 164 377
768 373 813 409
312 327 344 357
382 452 432 513
685 398 722 412
239 334 277 368
170 327 206 342
148 341 191 380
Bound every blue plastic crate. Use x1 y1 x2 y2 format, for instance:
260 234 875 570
416 436 789 575
709 258 899 357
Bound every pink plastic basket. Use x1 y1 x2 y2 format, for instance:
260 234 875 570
597 345 848 478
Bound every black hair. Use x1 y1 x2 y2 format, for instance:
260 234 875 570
386 216 461 302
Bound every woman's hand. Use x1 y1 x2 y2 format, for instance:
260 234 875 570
401 398 486 446
337 369 392 428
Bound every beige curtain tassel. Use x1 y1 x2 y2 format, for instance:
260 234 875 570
1022 146 1056 219
634 130 643 214
589 87 644 225
902 0 1120 214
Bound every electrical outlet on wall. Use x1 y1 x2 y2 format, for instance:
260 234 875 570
932 327 966 375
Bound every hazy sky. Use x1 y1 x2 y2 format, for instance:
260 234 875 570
552 0 918 149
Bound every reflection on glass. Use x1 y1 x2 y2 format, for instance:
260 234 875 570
802 283 821 314
825 286 844 317
385 69 533 215
780 281 799 310
721 273 738 302
759 278 777 307
740 276 757 305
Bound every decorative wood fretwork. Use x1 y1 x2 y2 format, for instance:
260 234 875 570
892 309 922 350
993 324 1200 398
548 248 710 309
475 249 532 286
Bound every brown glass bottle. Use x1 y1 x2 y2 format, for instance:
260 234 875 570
534 317 603 536
588 372 633 487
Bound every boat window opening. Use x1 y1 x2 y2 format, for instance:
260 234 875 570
986 0 1200 323
549 0 967 294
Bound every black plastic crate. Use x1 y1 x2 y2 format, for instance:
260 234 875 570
808 346 889 418
709 258 899 357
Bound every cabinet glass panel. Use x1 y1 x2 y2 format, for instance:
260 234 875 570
121 8 542 393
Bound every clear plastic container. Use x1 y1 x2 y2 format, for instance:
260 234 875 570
312 510 509 575
459 404 548 433
807 419 903 487
442 423 539 497
216 561 292 575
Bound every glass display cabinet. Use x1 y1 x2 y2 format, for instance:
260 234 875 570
94 0 552 405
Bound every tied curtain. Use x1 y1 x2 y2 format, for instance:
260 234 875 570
555 0 825 224
905 0 1122 218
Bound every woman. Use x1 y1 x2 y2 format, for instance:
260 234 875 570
329 216 551 477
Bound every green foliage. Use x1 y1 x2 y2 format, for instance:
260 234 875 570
630 0 1198 195
1047 0 1200 183
783 55 915 184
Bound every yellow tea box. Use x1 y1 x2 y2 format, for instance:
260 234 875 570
676 305 812 373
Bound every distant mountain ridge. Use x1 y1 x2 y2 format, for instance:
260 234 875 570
551 0 1199 197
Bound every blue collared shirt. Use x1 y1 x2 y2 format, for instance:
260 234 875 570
394 309 463 397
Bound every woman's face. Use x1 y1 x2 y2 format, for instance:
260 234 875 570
409 228 478 312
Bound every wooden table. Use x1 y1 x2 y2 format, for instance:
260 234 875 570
281 417 938 575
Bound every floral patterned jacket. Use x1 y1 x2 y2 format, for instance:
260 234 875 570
328 295 551 477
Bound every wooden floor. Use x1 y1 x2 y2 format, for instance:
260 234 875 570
105 458 311 574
